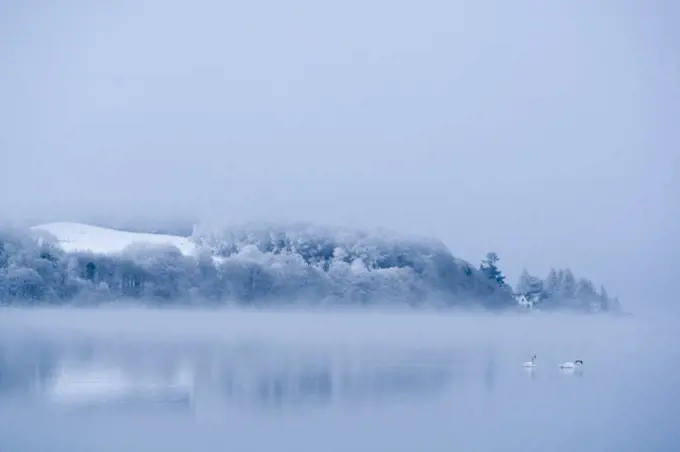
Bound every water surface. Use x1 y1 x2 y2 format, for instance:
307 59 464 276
0 308 677 451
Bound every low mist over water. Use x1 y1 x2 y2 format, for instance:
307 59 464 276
0 308 677 452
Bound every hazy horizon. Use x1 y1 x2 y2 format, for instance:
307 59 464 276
2 1 678 311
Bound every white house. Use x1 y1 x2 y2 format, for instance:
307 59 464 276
514 293 541 310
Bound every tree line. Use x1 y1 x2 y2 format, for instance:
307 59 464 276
477 251 621 312
0 224 621 312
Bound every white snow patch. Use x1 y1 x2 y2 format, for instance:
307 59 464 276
30 222 197 256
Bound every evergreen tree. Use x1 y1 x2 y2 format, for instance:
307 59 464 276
480 252 505 286
575 278 597 310
543 268 559 299
516 269 531 294
527 276 543 298
559 269 576 300
516 269 543 298
599 285 609 311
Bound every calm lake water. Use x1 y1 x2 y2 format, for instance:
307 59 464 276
0 308 677 452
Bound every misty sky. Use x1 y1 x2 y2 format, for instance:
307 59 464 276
1 1 678 307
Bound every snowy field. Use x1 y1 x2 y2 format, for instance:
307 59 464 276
31 222 198 256
0 308 678 452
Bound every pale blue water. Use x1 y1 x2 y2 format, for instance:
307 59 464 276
0 308 677 451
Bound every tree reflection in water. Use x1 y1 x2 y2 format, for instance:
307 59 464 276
0 338 468 413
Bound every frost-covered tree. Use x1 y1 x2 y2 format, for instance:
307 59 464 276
575 278 597 310
543 269 559 299
516 269 543 297
4 267 44 300
599 285 609 311
6 222 617 311
191 222 513 306
516 269 531 294
536 267 618 312
0 226 76 303
558 269 576 300
119 243 195 301
609 296 623 314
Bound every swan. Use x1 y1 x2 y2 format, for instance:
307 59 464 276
522 355 537 367
559 359 583 369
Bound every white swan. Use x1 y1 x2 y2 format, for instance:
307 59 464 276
559 359 583 369
522 355 537 367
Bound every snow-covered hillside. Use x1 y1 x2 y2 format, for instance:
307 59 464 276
31 222 197 256
0 221 513 308
0 221 618 311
